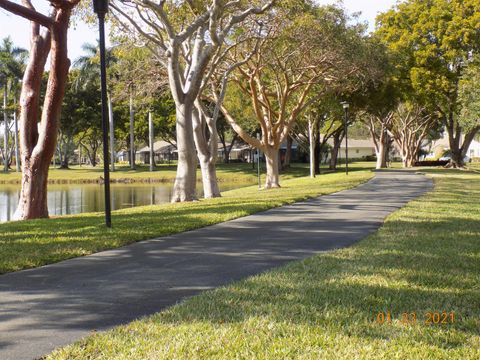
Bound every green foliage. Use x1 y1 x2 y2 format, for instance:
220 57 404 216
61 70 102 141
458 57 480 132
376 0 480 112
0 37 26 87
71 41 175 152
223 82 257 134
58 70 102 166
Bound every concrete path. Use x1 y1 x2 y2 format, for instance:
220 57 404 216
0 171 432 360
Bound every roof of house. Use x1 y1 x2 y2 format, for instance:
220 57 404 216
326 138 375 148
138 140 176 153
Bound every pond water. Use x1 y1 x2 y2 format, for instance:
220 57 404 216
0 182 251 222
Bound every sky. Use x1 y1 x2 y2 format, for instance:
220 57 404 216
0 0 399 61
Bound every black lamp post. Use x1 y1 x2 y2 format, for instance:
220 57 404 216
341 101 349 175
256 132 261 189
93 0 112 227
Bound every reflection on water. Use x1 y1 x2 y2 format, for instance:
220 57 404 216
0 182 249 222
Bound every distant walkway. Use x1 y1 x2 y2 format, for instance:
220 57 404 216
0 171 432 360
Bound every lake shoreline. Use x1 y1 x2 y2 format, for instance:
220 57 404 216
0 177 252 185
0 180 256 223
0 163 263 185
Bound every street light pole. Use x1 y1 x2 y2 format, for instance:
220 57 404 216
93 0 112 227
3 82 8 173
341 102 349 175
257 132 261 189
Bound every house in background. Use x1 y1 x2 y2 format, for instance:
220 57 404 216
323 138 400 161
116 150 129 163
137 140 177 164
469 139 480 158
327 139 376 160
426 133 480 160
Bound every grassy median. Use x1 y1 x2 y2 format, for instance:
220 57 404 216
0 169 372 274
47 169 480 359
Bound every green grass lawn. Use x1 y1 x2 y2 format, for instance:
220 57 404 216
468 162 480 171
47 169 480 359
0 170 373 274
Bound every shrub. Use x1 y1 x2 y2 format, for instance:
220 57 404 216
414 160 449 167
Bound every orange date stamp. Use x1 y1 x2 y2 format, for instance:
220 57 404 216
375 311 456 325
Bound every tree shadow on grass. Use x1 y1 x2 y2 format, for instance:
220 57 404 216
152 215 479 350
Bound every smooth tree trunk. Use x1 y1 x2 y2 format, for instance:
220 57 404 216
166 26 213 203
376 142 387 169
60 150 69 168
283 135 293 169
221 134 237 163
192 101 220 199
222 143 229 163
402 152 416 168
225 133 238 164
218 130 230 163
329 132 344 170
445 112 479 167
365 113 394 170
397 136 419 168
57 135 73 169
447 127 479 168
375 131 388 169
171 102 198 202
129 95 135 169
87 149 97 167
14 5 74 220
264 146 280 188
108 92 115 171
199 158 220 198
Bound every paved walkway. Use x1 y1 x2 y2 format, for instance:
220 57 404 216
0 171 432 360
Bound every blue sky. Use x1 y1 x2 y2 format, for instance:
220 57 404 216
0 0 399 60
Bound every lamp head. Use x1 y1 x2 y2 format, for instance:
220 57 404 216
341 101 349 110
93 0 109 15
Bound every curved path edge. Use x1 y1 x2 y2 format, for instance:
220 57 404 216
0 170 433 360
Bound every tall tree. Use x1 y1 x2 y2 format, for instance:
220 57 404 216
293 99 343 175
0 0 81 220
220 4 367 188
109 0 274 201
358 82 396 170
376 0 480 167
390 102 440 168
60 70 102 168
113 45 170 170
74 42 118 170
458 56 480 157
